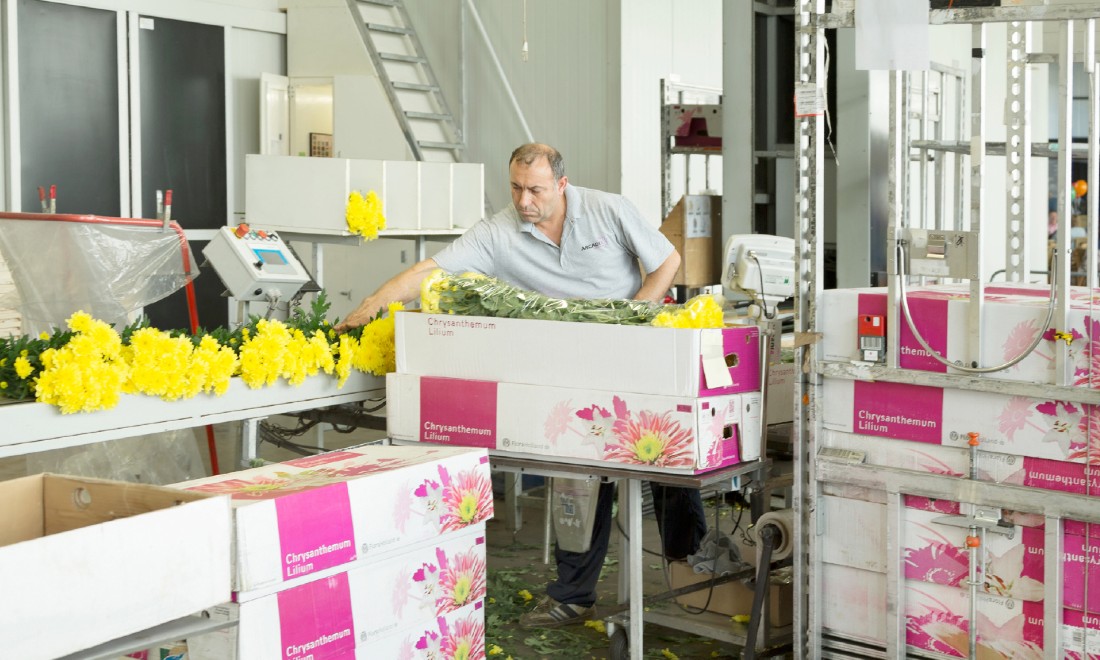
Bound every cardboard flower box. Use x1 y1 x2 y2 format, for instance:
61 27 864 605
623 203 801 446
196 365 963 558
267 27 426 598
175 445 492 597
0 474 231 660
819 283 1100 388
386 373 762 475
187 526 486 660
821 563 1066 658
395 312 761 398
820 493 1100 610
822 376 1100 464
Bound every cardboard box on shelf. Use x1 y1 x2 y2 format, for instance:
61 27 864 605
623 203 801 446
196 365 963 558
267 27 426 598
821 563 1050 658
0 474 231 660
187 526 486 660
659 194 722 288
820 493 1100 610
821 376 1099 465
175 445 492 598
386 373 762 475
666 534 792 627
818 283 1100 389
395 312 760 398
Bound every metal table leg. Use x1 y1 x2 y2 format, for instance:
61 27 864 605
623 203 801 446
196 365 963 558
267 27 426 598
628 478 644 658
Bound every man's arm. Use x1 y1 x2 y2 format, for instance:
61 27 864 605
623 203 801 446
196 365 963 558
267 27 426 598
632 250 681 302
334 258 440 332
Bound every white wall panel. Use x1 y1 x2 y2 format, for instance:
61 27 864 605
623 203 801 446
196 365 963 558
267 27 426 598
230 27 286 224
621 0 722 227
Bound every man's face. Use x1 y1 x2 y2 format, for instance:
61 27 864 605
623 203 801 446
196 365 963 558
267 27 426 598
510 157 566 226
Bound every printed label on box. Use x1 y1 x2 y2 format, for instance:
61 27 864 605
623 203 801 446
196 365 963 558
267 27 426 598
274 483 357 581
276 573 357 660
420 377 498 448
851 380 943 443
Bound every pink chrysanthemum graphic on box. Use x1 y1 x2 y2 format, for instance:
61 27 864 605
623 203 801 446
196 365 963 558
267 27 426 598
1072 317 1100 387
904 540 968 587
185 469 340 501
439 466 493 532
1068 403 1100 464
435 548 487 615
439 612 486 660
605 409 694 468
400 464 492 534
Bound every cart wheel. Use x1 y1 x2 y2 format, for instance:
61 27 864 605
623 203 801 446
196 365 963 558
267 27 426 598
609 628 629 660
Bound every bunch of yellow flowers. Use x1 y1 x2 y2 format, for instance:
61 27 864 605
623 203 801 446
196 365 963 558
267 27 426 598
345 190 387 240
10 293 403 414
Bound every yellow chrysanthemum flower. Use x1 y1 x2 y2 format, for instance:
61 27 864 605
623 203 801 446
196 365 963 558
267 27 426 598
345 190 387 240
14 357 33 379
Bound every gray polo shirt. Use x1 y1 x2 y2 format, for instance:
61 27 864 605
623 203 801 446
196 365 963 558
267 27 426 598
432 184 673 299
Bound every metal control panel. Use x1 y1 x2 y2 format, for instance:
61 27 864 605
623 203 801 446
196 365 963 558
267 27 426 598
202 224 311 301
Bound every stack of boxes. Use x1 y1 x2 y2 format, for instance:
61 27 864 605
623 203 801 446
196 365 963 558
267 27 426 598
385 311 765 474
818 283 1100 658
178 445 493 660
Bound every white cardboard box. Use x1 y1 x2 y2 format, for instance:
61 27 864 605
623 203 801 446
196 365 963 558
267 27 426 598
821 564 1049 658
175 445 492 598
822 376 1099 464
187 526 485 660
395 312 761 398
0 474 231 660
819 283 1100 388
387 373 762 474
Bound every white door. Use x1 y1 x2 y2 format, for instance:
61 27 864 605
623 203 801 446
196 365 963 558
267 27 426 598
260 72 290 156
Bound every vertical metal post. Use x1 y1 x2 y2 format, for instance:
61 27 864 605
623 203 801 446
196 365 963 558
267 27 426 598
1089 20 1099 291
935 71 946 232
627 478 643 660
955 65 968 232
1005 21 1032 283
1056 21 1075 386
886 71 904 370
919 70 930 230
969 24 986 368
1044 515 1065 657
661 79 671 220
794 2 825 657
884 492 905 659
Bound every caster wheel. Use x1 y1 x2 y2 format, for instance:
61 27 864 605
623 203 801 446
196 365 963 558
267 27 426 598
609 628 629 660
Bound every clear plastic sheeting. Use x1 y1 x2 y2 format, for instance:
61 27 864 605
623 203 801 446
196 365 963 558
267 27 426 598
25 429 208 485
0 215 198 333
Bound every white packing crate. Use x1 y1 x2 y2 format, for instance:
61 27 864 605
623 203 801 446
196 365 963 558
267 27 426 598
386 373 761 474
396 312 761 398
187 525 485 660
175 445 492 598
0 474 231 660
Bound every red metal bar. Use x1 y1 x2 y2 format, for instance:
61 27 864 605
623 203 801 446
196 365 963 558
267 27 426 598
0 212 220 473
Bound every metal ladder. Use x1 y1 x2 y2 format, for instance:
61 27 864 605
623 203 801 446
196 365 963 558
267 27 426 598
347 0 463 163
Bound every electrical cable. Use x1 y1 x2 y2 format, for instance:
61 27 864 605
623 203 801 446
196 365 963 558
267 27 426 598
749 251 778 320
896 241 1058 373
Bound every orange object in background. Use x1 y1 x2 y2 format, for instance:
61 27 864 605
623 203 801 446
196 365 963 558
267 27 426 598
1074 179 1088 198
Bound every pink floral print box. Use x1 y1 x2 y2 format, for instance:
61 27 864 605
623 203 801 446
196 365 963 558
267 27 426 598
175 445 492 597
386 373 763 475
187 526 486 660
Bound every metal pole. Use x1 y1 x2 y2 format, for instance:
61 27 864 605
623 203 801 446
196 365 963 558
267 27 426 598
463 0 535 142
969 24 986 366
1056 21 1074 385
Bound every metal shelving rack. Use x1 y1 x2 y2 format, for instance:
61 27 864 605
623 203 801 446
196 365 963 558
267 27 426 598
660 79 723 220
796 3 1100 658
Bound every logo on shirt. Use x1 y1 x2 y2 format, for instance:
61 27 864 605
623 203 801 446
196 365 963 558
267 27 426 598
581 236 608 251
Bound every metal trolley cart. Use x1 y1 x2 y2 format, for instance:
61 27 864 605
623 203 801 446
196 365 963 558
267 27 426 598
794 2 1100 658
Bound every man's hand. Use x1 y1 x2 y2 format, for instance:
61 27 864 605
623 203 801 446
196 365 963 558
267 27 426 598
335 297 387 333
332 258 441 333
